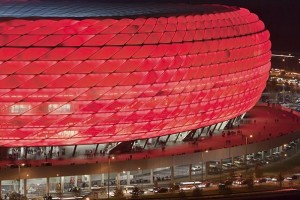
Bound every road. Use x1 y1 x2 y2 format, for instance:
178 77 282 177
134 188 300 200
199 189 300 200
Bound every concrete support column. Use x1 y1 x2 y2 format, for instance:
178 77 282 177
170 166 174 183
0 180 2 198
87 175 91 191
74 176 77 187
188 164 192 181
219 160 223 182
231 156 234 164
46 177 50 195
20 147 25 159
262 151 265 160
116 173 120 188
205 162 209 178
150 169 154 184
23 179 27 196
12 180 16 192
61 177 64 193
101 174 105 185
126 171 130 185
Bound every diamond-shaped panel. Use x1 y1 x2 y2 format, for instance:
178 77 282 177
0 5 271 147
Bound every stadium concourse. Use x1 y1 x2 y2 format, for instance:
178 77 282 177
0 103 300 176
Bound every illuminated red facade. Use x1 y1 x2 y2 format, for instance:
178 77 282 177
0 5 271 146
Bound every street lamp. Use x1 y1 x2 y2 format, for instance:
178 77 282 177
201 150 208 183
279 151 287 189
107 155 115 200
245 135 253 177
138 167 143 190
229 146 234 178
18 163 25 200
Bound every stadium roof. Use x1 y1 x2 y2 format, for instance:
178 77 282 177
0 0 236 18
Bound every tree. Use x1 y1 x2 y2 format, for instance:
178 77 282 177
278 172 284 188
246 179 254 190
71 187 81 197
168 182 179 193
8 192 27 200
178 190 187 200
229 169 236 180
55 183 63 200
254 165 263 179
154 180 158 188
192 187 202 197
131 186 141 199
113 187 124 199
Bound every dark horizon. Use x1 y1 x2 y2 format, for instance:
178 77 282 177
193 0 300 55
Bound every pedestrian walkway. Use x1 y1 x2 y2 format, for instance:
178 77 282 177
1 103 300 168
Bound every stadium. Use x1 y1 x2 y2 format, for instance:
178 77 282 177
0 0 299 199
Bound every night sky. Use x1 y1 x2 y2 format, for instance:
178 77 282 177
189 0 300 55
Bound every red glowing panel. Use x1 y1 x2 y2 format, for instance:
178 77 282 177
0 7 271 147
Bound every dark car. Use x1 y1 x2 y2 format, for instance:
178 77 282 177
155 188 168 193
254 178 267 183
6 163 18 168
130 187 144 196
41 162 52 166
130 190 144 195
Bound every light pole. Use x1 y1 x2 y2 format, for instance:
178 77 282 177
107 155 115 200
279 151 287 188
138 167 143 190
18 163 25 200
201 150 208 183
245 135 253 177
229 146 234 179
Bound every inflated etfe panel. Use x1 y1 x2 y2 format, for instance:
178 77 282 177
0 2 271 146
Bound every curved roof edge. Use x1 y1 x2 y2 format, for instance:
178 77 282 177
0 0 238 18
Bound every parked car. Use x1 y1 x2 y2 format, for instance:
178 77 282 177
199 182 211 188
41 162 52 166
91 185 102 190
254 178 267 183
6 163 18 168
154 187 168 193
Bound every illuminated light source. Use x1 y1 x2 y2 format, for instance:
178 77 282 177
0 3 271 147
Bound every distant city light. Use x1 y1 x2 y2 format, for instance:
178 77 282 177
272 54 295 58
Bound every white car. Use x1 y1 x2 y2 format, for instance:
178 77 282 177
91 185 102 190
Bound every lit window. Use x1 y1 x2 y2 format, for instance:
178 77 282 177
10 104 31 114
48 104 71 113
56 130 78 138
